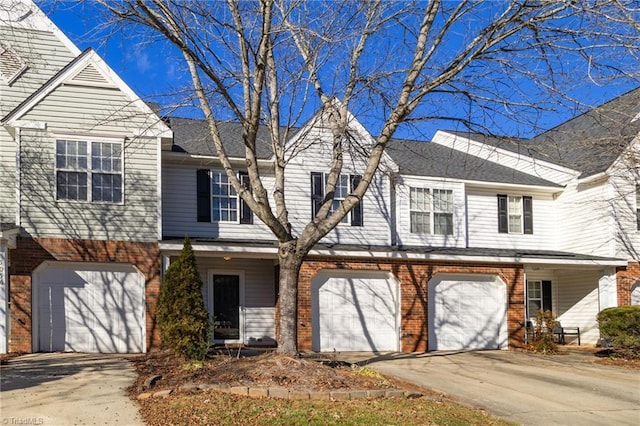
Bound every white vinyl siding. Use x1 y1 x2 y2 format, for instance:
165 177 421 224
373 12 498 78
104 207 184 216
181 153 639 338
163 163 275 240
555 269 601 345
554 179 613 257
197 257 276 345
467 186 554 250
163 128 392 246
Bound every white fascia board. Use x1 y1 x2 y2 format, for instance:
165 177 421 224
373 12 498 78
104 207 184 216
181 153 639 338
159 240 626 267
307 247 627 266
433 130 580 183
159 241 279 258
397 173 561 193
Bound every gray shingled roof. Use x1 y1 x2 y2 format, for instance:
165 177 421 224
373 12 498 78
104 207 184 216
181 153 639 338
168 117 274 159
447 87 640 178
386 138 561 187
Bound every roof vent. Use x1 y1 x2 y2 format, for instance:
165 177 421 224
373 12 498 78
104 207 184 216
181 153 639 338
67 63 113 87
0 43 28 85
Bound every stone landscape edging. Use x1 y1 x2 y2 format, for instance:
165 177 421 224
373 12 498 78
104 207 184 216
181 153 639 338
137 382 423 401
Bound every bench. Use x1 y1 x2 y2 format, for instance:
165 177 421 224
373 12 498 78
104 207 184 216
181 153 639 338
553 324 580 345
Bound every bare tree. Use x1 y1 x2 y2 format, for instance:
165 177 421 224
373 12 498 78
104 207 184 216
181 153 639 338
94 0 639 355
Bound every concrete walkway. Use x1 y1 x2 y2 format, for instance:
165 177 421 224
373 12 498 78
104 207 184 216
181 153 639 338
338 350 640 426
0 353 144 426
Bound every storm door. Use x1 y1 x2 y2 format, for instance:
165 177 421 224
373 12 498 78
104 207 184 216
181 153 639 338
209 273 244 343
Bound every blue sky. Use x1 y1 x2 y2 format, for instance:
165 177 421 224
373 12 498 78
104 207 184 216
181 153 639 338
42 1 639 141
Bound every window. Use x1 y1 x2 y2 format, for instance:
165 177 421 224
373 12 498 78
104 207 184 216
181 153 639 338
196 170 252 224
310 172 362 226
527 280 552 319
498 194 533 234
409 187 453 235
410 188 430 234
55 139 122 203
433 189 454 235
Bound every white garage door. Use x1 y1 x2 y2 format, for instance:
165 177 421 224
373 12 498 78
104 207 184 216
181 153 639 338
35 262 145 353
429 274 507 351
312 271 398 352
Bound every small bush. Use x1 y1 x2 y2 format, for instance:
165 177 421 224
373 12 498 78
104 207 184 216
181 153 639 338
529 310 558 354
597 306 640 360
157 236 212 360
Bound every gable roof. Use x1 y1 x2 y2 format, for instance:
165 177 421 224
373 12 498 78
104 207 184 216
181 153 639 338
446 87 640 179
386 138 561 187
2 47 171 137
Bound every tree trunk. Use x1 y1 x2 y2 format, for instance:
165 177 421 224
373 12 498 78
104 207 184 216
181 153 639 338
277 239 304 355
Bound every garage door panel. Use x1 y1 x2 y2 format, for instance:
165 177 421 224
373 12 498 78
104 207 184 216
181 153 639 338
313 272 398 352
36 263 145 353
429 275 507 351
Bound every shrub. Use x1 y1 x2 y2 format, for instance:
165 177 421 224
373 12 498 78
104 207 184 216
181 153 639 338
529 310 559 355
597 306 640 359
157 236 212 360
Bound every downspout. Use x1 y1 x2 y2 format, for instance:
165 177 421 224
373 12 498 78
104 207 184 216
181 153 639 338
15 127 21 227
389 172 397 247
523 268 528 346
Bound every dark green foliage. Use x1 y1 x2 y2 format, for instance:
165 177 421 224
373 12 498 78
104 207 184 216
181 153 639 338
157 236 211 360
529 310 558 354
597 306 640 359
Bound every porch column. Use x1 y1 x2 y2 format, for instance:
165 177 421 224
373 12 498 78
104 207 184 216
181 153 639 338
598 268 617 310
0 243 8 354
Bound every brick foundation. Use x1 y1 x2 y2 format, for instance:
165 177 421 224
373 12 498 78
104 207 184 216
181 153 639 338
296 257 525 353
8 236 160 353
616 261 639 306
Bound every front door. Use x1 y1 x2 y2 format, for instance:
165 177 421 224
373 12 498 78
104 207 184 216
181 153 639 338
209 273 243 343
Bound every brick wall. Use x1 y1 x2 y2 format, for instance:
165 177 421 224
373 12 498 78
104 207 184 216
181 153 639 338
297 257 525 353
8 237 160 353
616 261 639 306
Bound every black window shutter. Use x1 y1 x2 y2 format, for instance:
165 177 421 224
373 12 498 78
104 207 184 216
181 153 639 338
497 194 508 233
311 172 323 219
523 196 533 234
196 169 211 222
350 175 363 227
239 172 253 224
542 280 552 312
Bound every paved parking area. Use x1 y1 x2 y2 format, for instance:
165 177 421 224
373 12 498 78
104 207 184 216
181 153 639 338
338 350 640 426
0 353 144 426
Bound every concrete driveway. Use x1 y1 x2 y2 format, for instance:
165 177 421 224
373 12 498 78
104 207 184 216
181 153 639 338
0 353 144 426
339 350 640 426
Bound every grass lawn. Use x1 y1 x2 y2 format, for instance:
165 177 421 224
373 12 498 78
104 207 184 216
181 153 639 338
138 391 514 426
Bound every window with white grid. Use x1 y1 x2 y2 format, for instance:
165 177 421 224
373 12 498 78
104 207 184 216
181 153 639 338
55 139 123 203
